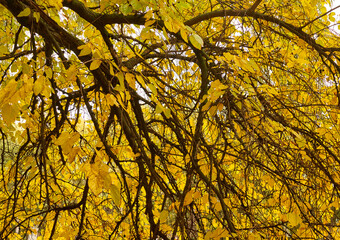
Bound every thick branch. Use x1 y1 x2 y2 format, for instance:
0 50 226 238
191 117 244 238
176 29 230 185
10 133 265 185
62 0 146 26
184 8 340 74
2 0 113 92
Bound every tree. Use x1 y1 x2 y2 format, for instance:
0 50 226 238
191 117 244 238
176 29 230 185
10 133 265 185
0 0 340 239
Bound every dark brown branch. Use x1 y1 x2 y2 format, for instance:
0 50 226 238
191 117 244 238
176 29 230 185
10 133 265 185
300 5 340 29
62 0 146 26
76 180 89 239
4 0 114 92
247 0 262 13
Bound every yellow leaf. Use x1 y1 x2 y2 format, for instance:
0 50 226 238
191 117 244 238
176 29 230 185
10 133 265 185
55 132 70 145
329 12 336 22
69 132 80 145
110 184 121 207
148 83 157 95
17 8 31 17
248 233 263 240
22 62 31 74
144 10 153 20
106 94 118 106
0 79 17 107
214 202 222 212
288 211 303 226
78 45 92 56
183 189 195 206
125 73 136 89
68 146 81 163
164 18 181 33
164 19 173 32
155 103 163 114
145 19 156 27
47 0 63 10
320 6 327 14
109 62 117 75
55 132 80 154
89 175 103 196
163 108 171 118
231 233 238 238
116 72 125 91
45 67 53 79
42 83 52 97
180 28 188 43
115 93 127 110
210 228 230 239
159 210 168 224
66 65 78 81
287 61 295 68
217 103 224 111
33 76 45 95
208 105 218 116
136 75 146 88
1 103 18 125
211 80 227 90
61 132 80 154
330 201 340 208
259 84 279 96
193 191 200 199
189 34 204 50
295 134 306 148
201 101 211 111
90 59 101 70
33 12 40 22
204 231 212 240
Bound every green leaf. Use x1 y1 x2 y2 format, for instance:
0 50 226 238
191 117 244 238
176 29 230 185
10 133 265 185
120 3 133 15
130 0 143 10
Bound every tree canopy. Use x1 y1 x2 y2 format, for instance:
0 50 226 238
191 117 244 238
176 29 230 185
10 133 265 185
1 0 340 239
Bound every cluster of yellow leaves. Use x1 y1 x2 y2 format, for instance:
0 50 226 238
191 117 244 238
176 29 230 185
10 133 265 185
0 75 33 126
1 0 340 239
82 156 121 206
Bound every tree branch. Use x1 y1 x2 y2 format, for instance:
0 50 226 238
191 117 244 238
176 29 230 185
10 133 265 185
247 0 262 13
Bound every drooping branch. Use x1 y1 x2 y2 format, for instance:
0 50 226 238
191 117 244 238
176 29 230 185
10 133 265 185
3 0 114 92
